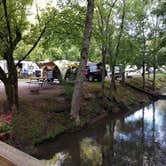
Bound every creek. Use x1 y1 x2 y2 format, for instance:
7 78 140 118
35 100 166 166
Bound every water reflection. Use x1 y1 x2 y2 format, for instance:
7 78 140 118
37 100 166 166
80 138 102 166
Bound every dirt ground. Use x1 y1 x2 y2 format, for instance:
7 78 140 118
0 80 63 98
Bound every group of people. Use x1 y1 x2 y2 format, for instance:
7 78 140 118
42 66 61 82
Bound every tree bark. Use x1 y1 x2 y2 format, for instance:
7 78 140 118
141 18 146 90
101 46 106 97
70 0 94 122
5 53 19 112
121 64 126 84
142 61 145 89
5 79 18 112
110 0 125 94
110 65 116 98
1 0 19 112
152 65 156 90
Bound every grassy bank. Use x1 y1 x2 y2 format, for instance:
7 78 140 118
127 74 166 91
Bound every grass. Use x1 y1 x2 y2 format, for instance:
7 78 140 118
127 73 166 91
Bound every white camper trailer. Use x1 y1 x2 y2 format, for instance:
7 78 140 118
0 60 40 77
20 61 39 75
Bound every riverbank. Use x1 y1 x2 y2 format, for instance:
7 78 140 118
0 78 158 155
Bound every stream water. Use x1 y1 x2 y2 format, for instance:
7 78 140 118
35 100 166 166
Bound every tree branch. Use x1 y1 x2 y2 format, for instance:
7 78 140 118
35 0 41 31
13 27 22 49
16 23 47 66
105 0 118 35
2 0 13 49
16 7 58 66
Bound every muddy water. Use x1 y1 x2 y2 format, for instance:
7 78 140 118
35 100 166 166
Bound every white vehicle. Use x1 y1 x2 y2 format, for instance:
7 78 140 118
125 65 139 77
20 61 39 75
0 60 8 73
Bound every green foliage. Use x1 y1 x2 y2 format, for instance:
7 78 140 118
37 3 86 61
80 138 102 166
0 123 10 133
0 0 30 58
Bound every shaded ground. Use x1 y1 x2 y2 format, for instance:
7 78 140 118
0 80 65 110
0 80 63 99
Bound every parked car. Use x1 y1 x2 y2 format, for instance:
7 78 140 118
109 65 123 80
84 63 107 82
64 62 107 82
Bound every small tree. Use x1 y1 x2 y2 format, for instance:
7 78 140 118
95 0 118 97
70 0 95 122
0 0 50 112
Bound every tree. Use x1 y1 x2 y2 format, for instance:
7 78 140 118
0 0 51 112
0 0 31 112
70 0 94 122
149 0 165 90
95 0 118 97
39 3 86 62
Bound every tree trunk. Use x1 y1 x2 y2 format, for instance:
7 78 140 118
110 66 116 98
147 68 150 80
5 81 18 112
70 0 94 122
4 65 19 112
101 46 106 98
152 65 156 90
110 0 125 96
111 66 116 90
121 64 125 84
142 61 145 89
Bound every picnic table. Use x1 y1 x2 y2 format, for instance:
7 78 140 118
26 77 59 90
